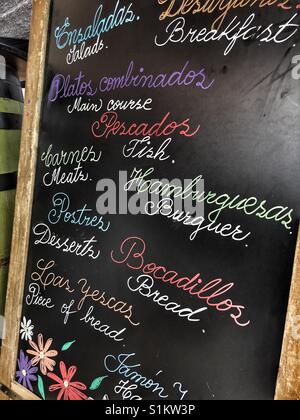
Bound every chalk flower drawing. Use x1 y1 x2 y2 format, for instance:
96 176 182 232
47 361 88 400
27 333 58 375
16 350 38 391
17 333 101 399
20 317 34 341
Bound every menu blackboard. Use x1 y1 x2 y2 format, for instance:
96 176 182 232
2 0 300 400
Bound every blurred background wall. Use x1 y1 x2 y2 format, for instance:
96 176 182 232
0 0 32 39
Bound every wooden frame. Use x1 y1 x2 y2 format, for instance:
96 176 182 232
0 0 51 401
275 226 300 400
0 0 299 401
0 391 10 400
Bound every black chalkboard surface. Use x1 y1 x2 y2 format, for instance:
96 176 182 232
15 0 300 400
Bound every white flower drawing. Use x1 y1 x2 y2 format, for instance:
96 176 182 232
20 317 34 341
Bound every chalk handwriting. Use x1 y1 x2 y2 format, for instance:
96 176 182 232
145 197 251 242
66 36 105 65
104 353 169 398
67 97 103 114
25 283 55 309
99 60 214 92
54 1 137 50
33 223 101 260
41 144 101 186
157 0 295 31
80 306 127 342
91 111 200 140
127 274 207 323
48 72 97 102
96 170 204 218
173 382 189 400
43 163 89 187
48 192 110 232
41 144 102 167
61 300 77 325
155 14 299 56
114 380 142 400
111 236 250 327
77 278 140 327
29 259 140 328
107 98 153 112
49 61 214 103
123 137 172 161
126 167 294 231
31 259 75 294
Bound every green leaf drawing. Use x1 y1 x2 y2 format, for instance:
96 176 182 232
38 375 46 400
89 376 108 391
61 340 76 352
